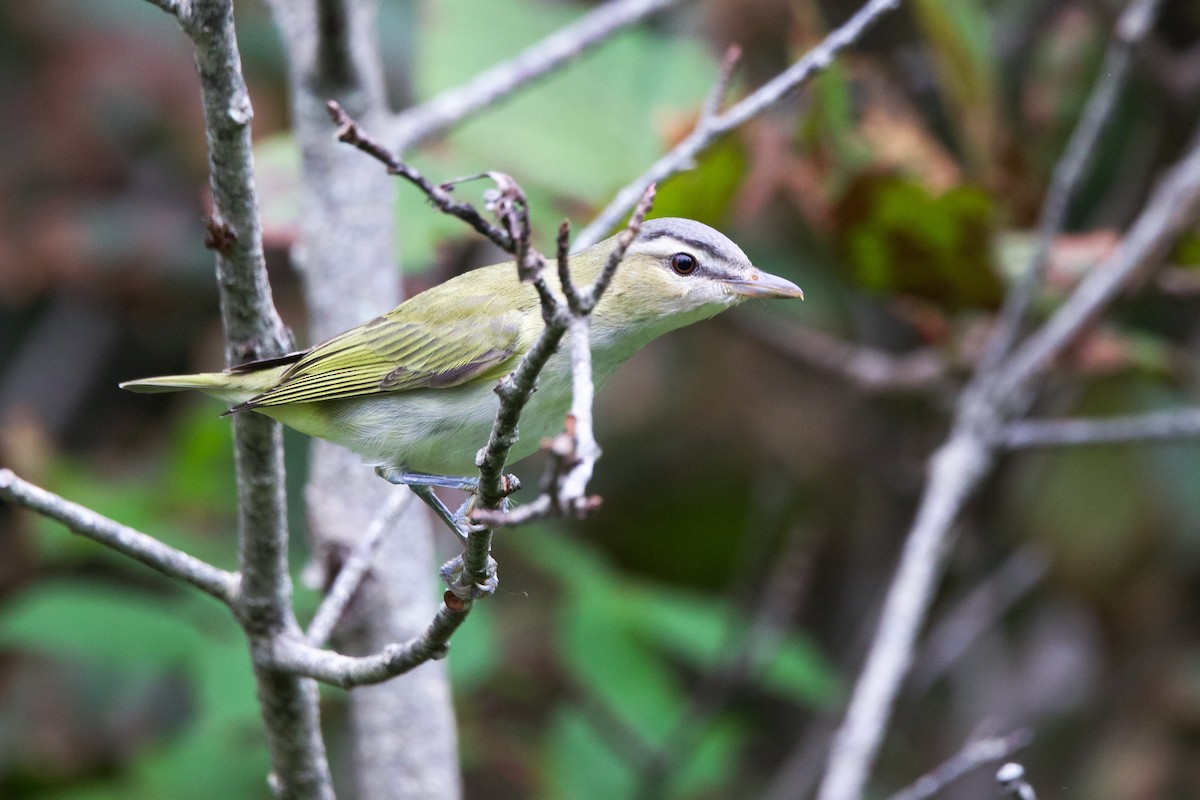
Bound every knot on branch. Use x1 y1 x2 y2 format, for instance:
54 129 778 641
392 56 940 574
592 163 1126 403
204 217 237 253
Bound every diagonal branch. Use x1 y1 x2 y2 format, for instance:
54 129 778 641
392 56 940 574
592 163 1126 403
304 490 414 647
575 0 903 249
980 0 1162 370
1000 408 1200 449
0 469 238 604
389 0 691 152
817 4 1186 798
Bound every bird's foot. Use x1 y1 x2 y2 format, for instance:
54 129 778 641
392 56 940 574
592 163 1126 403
440 554 499 600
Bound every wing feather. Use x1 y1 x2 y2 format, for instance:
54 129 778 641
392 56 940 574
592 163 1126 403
237 294 529 410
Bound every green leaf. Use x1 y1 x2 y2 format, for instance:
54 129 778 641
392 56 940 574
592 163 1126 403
836 174 1001 308
0 581 231 671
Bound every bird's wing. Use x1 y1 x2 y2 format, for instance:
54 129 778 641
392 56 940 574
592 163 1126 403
234 307 526 410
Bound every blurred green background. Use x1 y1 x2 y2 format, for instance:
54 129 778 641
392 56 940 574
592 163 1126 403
3 0 1200 798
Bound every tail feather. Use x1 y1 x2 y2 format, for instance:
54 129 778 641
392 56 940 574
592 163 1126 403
120 364 290 406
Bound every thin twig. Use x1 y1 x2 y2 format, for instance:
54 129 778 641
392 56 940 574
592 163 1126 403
910 547 1050 694
730 316 948 394
575 0 903 249
994 124 1200 407
305 490 414 647
389 0 690 151
0 469 238 604
980 0 1162 371
817 14 1197 800
472 185 657 528
327 100 515 250
885 729 1033 800
1001 408 1200 449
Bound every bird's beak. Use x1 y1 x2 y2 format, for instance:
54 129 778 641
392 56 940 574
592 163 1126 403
722 269 804 300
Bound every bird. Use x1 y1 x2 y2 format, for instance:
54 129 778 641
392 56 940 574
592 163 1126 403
121 217 803 524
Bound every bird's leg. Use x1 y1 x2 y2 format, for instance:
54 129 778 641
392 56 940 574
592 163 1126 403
374 467 483 542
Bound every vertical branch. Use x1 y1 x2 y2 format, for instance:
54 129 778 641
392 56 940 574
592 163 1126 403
266 1 463 798
150 2 336 798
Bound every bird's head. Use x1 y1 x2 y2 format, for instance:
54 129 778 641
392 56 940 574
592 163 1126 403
588 217 803 337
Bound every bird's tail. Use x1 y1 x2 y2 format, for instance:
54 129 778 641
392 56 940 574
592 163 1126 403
120 356 297 406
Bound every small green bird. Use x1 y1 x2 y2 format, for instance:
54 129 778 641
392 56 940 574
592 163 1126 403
122 218 802 500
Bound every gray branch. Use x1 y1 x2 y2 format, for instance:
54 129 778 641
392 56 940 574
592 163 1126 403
267 604 470 688
815 2 1192 798
145 1 332 797
981 0 1161 370
885 729 1033 800
1001 408 1200 449
305 490 414 647
731 316 948 394
0 469 238 604
389 0 689 151
575 0 903 249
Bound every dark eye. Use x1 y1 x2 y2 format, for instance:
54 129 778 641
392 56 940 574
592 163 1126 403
670 252 698 275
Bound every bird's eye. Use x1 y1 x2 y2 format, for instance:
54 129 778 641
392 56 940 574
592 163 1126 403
670 252 698 276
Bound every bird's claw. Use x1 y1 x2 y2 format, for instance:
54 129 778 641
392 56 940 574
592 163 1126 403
440 554 499 599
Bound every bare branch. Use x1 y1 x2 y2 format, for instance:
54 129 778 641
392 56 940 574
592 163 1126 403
910 547 1050 694
575 0 903 249
1001 408 1200 449
0 469 238 604
816 4 1196 795
730 316 948 394
472 185 657 528
817 434 993 800
389 0 690 151
981 0 1163 370
995 125 1200 407
305 491 414 647
267 601 471 688
885 730 1033 800
326 100 516 250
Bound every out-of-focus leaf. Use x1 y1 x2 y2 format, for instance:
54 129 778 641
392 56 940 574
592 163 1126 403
545 707 637 800
0 581 229 670
419 0 715 207
448 599 501 690
911 0 1000 173
561 584 684 743
165 404 237 510
624 586 840 707
649 136 747 227
835 173 1000 308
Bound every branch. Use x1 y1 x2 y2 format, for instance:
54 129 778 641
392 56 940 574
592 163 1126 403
574 0 903 249
980 0 1162 370
305 490 414 647
327 100 516 250
154 1 330 796
730 316 948 394
0 469 238 604
884 729 1033 800
389 0 690 151
471 186 656 528
816 4 1190 797
1000 408 1200 449
817 433 994 800
267 601 470 688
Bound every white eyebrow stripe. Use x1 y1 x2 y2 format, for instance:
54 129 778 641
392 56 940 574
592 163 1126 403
628 235 723 261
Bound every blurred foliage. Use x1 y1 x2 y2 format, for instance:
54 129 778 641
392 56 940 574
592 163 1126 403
3 0 1200 798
